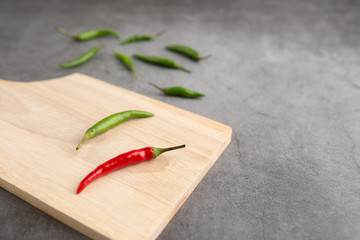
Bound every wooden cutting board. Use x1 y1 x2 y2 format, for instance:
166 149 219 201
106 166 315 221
0 73 232 240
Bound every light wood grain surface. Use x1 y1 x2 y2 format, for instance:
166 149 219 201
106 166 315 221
0 73 232 240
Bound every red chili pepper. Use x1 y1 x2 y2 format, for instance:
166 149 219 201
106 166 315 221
77 144 185 194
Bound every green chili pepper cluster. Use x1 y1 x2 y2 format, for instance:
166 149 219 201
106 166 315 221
55 26 211 93
76 110 154 150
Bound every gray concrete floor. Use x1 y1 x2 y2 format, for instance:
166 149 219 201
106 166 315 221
1 0 360 239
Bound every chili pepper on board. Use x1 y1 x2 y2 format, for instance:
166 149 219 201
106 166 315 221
166 45 211 61
77 144 185 194
120 29 165 45
113 51 138 78
59 44 103 68
76 110 154 150
133 54 191 73
148 82 205 98
55 26 121 41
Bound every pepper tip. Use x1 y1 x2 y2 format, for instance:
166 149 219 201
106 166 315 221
76 183 85 194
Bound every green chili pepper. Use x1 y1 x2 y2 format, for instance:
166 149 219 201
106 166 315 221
148 82 205 98
120 29 165 45
133 54 191 73
55 26 121 41
76 110 154 150
59 45 103 68
113 51 138 78
166 45 211 61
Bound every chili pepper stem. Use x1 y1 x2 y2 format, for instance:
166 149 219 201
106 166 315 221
148 82 164 91
55 26 74 38
154 29 166 38
133 71 138 79
199 54 212 60
152 144 186 158
76 135 88 150
179 66 192 73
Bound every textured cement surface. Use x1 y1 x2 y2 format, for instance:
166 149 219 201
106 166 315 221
1 0 360 239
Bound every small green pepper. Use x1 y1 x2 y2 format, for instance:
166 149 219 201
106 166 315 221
121 29 165 45
133 54 191 73
55 26 121 41
76 110 154 150
59 44 103 68
166 45 211 61
149 82 205 98
113 51 138 78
